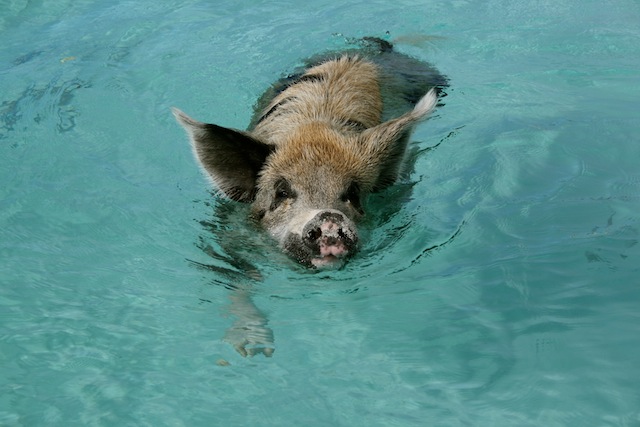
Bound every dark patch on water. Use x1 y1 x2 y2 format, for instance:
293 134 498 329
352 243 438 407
12 50 44 66
1 77 90 143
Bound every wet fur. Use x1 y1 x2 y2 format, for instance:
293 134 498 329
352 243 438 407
174 37 448 355
173 37 447 267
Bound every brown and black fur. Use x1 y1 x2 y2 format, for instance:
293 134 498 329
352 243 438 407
174 37 447 270
174 38 447 356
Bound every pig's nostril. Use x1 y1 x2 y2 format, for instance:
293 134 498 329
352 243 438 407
307 228 322 242
337 228 346 239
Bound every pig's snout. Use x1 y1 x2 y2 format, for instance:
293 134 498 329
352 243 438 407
302 211 358 267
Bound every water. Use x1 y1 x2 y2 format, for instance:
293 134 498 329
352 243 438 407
1 0 639 425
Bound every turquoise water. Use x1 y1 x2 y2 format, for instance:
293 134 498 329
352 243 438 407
2 0 639 425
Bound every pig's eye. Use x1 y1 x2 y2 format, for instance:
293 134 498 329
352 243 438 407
341 182 362 213
271 178 296 210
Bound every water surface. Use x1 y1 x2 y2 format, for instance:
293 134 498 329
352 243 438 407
1 0 639 425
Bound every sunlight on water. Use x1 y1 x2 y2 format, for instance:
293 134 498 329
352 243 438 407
1 0 640 425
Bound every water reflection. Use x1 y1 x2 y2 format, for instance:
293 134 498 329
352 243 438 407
1 76 89 141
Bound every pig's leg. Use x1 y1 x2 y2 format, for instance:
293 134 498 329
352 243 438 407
224 290 275 357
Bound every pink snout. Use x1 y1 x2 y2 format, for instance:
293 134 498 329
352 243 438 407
302 211 358 267
318 221 348 257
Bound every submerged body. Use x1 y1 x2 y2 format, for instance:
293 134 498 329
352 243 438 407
174 37 447 268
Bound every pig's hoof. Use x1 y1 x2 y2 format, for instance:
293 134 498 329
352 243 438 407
243 346 275 357
233 342 275 358
225 324 275 358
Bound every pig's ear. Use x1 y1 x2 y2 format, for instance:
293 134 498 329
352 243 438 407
362 89 438 191
172 108 273 202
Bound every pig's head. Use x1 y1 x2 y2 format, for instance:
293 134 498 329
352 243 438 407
173 89 437 269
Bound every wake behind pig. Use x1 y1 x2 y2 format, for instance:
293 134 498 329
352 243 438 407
174 37 448 269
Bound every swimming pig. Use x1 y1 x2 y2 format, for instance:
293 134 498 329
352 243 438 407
174 37 447 269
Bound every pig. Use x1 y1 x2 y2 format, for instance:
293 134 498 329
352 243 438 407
173 37 448 271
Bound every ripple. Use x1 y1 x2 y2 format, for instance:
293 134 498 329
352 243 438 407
1 76 89 141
